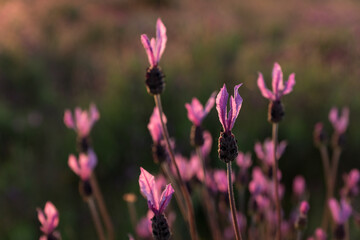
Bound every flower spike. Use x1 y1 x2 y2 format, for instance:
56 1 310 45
68 151 97 181
185 92 216 126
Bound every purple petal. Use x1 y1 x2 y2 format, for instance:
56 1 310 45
37 208 46 225
68 154 81 177
337 107 349 134
272 62 283 97
139 167 159 213
276 141 287 159
63 110 74 129
299 201 310 215
204 91 216 115
227 84 243 131
328 107 338 126
293 175 306 197
185 98 203 126
282 73 296 95
87 149 98 171
328 198 341 223
44 202 59 231
254 142 265 160
340 199 352 223
79 154 94 180
201 131 212 157
147 107 166 143
216 84 229 131
141 34 156 67
90 103 100 125
315 228 327 240
257 73 275 100
158 184 174 214
155 18 167 65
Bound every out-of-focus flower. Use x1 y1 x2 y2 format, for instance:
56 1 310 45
341 169 360 198
64 103 100 138
216 84 243 133
249 167 268 196
185 92 216 126
223 212 247 240
136 210 153 238
293 175 306 198
313 122 327 145
68 151 97 181
254 139 287 166
141 18 167 68
315 228 327 240
299 201 310 216
37 202 59 238
329 107 349 135
236 152 252 169
213 170 229 193
328 198 352 224
148 107 167 144
172 154 194 182
139 167 174 215
257 62 295 101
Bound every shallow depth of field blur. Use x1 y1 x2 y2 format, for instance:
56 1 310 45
1 0 360 239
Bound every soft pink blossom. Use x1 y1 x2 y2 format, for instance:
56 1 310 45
299 201 310 215
236 151 252 169
249 167 268 195
223 212 247 240
329 107 349 134
328 198 352 224
254 139 287 166
68 150 97 181
341 169 360 197
148 107 167 143
293 175 306 197
213 169 234 193
139 167 174 215
173 154 194 182
37 202 59 236
64 103 100 138
141 18 167 67
185 92 216 126
315 228 327 240
257 62 296 101
216 84 243 132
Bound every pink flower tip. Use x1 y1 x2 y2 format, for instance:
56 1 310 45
293 175 306 197
185 91 216 126
68 151 97 181
328 198 352 224
299 201 310 215
215 83 243 132
329 107 349 134
139 167 174 215
37 201 59 235
257 62 295 101
141 18 167 67
64 103 100 138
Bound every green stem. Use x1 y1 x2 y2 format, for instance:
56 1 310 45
87 197 106 240
154 94 198 240
227 162 242 240
272 123 281 240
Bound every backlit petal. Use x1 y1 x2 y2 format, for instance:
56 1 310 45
158 184 174 214
216 84 229 131
141 34 156 66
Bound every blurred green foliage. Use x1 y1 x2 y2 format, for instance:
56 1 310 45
0 0 360 239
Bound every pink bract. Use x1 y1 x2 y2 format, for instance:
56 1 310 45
141 18 167 67
257 62 296 101
139 167 174 215
299 201 310 215
68 150 97 181
329 107 349 134
185 92 216 126
216 84 243 132
328 198 352 224
64 103 100 138
293 175 306 197
148 107 167 143
236 151 252 169
37 201 59 236
254 139 287 166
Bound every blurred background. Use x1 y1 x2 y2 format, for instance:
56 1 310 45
0 0 360 239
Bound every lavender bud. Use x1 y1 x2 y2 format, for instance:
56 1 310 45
190 125 204 147
218 131 238 163
268 100 284 123
151 214 171 240
146 66 165 95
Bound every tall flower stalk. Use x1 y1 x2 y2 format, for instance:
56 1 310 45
216 83 243 240
141 19 198 240
257 62 296 240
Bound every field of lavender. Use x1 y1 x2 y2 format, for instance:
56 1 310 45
1 0 360 239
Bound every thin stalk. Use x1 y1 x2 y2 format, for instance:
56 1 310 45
227 162 242 240
161 162 187 221
154 94 198 240
124 196 137 238
196 146 222 240
296 230 302 240
319 144 331 230
87 197 106 240
272 123 281 240
345 220 350 240
330 147 342 198
90 174 115 240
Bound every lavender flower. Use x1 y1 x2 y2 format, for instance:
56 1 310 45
257 63 295 122
64 103 100 139
148 107 168 163
254 139 287 168
185 92 216 126
293 175 306 198
329 107 350 135
139 167 174 240
216 84 243 163
341 169 360 198
141 18 167 95
37 202 60 240
329 198 352 240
